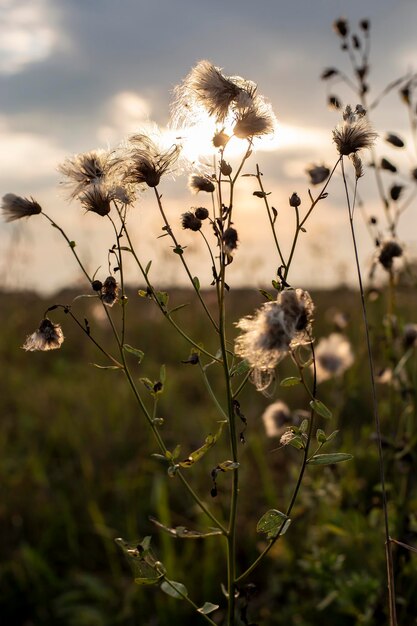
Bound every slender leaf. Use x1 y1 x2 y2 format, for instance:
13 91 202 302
160 579 188 599
123 344 145 363
280 376 301 387
150 517 222 539
308 453 353 465
310 399 333 419
198 602 220 615
179 422 226 468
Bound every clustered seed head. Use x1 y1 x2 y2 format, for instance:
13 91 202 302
172 60 276 140
262 401 291 438
102 276 119 306
22 318 64 352
181 211 202 231
314 333 354 383
333 105 377 156
1 194 42 222
188 174 215 194
378 240 403 270
79 184 112 216
58 149 125 198
306 164 330 186
235 289 314 387
125 134 181 188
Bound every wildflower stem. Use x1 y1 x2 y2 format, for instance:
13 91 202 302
153 187 219 332
160 576 218 625
217 257 239 624
198 361 229 421
236 341 317 584
255 164 285 267
109 210 127 346
341 157 397 626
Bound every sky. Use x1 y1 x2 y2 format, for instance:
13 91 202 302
1 0 417 294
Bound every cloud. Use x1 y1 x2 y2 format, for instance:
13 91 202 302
96 91 153 145
0 116 65 186
0 0 61 74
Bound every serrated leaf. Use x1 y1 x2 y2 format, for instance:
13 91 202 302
280 376 301 387
257 509 291 540
179 422 226 468
150 517 222 539
310 399 333 420
308 453 353 465
160 579 188 599
193 276 200 291
198 602 220 615
123 344 145 362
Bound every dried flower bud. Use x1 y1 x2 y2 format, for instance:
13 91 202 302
306 164 330 185
212 131 230 148
359 19 370 32
352 35 360 49
102 276 119 306
321 68 339 80
289 193 301 207
2 194 42 222
385 133 405 148
181 211 202 231
220 160 233 176
390 184 404 201
23 318 64 352
400 87 411 105
380 158 397 173
222 227 238 255
92 280 103 292
188 175 215 194
328 95 342 110
333 18 349 38
194 207 209 220
378 240 403 270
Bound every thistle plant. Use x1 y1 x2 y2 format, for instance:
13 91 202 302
2 24 417 626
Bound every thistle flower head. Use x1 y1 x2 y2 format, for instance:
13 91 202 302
262 401 291 438
58 149 124 198
306 164 330 186
235 289 314 388
233 96 276 139
23 318 64 352
314 333 354 383
102 276 119 306
1 194 42 222
79 184 112 217
181 211 202 231
188 174 215 194
222 227 238 256
125 133 181 187
333 105 377 155
172 60 257 126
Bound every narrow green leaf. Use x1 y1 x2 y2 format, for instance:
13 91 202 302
308 453 353 465
257 509 291 540
91 364 120 370
217 460 239 471
280 376 301 387
168 303 189 314
179 422 226 468
300 419 309 433
123 344 145 363
259 288 275 301
160 579 188 599
326 429 339 442
193 276 200 291
310 399 333 419
159 364 166 384
198 602 220 615
145 260 152 275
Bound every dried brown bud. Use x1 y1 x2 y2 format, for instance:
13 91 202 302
289 193 301 207
333 18 349 38
181 211 202 231
381 158 397 173
385 133 405 148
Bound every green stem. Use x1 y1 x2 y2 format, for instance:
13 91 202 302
341 157 397 626
255 163 285 267
160 577 218 626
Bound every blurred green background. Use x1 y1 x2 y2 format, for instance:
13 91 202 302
1 286 417 625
